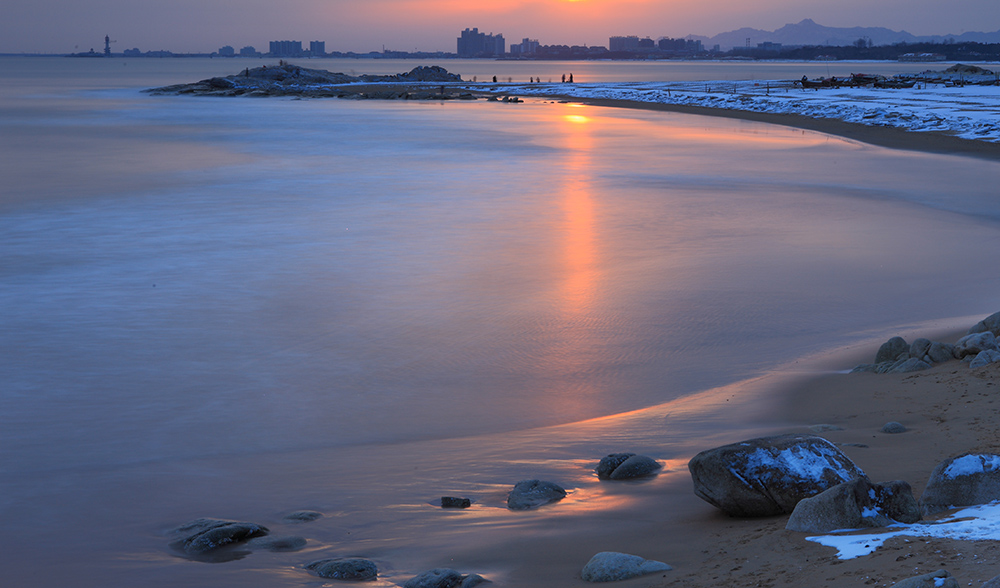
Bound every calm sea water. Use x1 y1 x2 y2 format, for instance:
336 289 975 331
2 57 1000 587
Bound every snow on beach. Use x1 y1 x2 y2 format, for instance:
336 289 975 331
470 74 1000 143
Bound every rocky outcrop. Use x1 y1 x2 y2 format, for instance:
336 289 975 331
595 453 662 480
688 435 865 517
954 332 998 359
580 552 672 582
403 568 489 588
891 570 959 588
786 477 920 533
168 518 269 558
921 453 1000 516
969 311 1000 337
507 479 567 510
306 558 379 581
875 336 910 363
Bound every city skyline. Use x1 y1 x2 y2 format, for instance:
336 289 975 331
5 0 1000 55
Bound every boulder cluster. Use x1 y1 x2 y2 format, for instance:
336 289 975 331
852 311 1000 373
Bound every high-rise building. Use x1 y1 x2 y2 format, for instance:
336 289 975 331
457 28 505 57
609 36 640 52
240 46 258 57
269 40 303 57
309 41 326 56
218 45 235 56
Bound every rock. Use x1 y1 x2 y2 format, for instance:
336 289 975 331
595 453 662 480
580 552 672 582
246 535 307 552
306 558 378 581
970 349 1000 368
507 479 567 510
875 336 909 363
850 363 878 373
283 510 323 523
889 358 932 373
441 497 472 508
928 341 956 364
688 435 866 517
891 569 958 588
969 311 1000 337
881 421 907 434
168 518 269 556
404 568 463 588
953 332 998 359
983 572 1000 588
921 453 1000 516
786 477 920 533
910 338 932 360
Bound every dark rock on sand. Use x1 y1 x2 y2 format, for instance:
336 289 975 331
909 337 932 360
892 569 959 588
928 341 956 363
283 510 323 523
595 453 662 480
169 518 269 557
969 311 1000 337
889 358 932 373
306 558 379 581
440 496 472 508
580 552 672 582
507 479 567 510
688 434 865 517
875 336 909 363
403 568 490 588
921 453 1000 516
953 332 998 358
786 477 920 533
881 421 907 434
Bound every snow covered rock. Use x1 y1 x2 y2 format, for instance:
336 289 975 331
688 434 866 517
507 479 567 510
969 311 1000 337
891 569 958 588
580 552 672 582
953 332 998 359
922 453 1000 516
786 477 920 533
595 453 662 480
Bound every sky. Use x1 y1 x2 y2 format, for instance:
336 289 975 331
4 0 1000 54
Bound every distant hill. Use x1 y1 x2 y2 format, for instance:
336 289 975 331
691 19 1000 50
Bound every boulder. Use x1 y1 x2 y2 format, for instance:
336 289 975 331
786 478 920 533
921 453 1000 516
881 421 907 434
595 453 662 480
969 311 1000 337
507 479 567 510
306 558 378 581
403 568 489 588
580 552 672 583
283 510 323 523
891 569 958 588
441 496 472 508
927 342 956 364
168 518 269 556
970 349 1000 369
983 573 1000 588
889 358 932 373
688 435 866 517
875 336 909 363
909 338 932 360
953 332 998 359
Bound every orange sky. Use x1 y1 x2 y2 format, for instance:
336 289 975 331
4 0 1000 53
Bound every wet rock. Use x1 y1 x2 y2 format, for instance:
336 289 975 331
580 552 672 582
688 434 865 517
786 478 920 533
595 453 661 480
921 453 1000 516
283 510 323 523
881 421 907 434
403 568 488 588
892 569 958 588
440 497 471 508
306 558 378 581
168 518 269 557
875 336 909 363
507 479 567 510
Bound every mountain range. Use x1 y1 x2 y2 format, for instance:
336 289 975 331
691 19 1000 50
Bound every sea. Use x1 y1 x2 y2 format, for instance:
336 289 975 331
2 56 1000 587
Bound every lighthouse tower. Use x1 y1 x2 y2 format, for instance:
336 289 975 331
104 35 111 57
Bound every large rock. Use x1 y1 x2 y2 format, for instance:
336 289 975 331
970 349 1000 368
909 338 932 360
306 558 378 581
786 478 920 533
953 332 998 359
580 552 672 583
507 479 567 510
889 358 932 373
969 311 1000 337
928 342 956 364
595 453 662 480
875 336 909 363
403 568 489 588
921 453 1000 516
168 518 269 556
688 435 866 517
892 570 958 588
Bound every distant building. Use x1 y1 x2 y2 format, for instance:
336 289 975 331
899 52 946 62
609 36 639 52
218 45 235 57
269 40 303 57
240 46 258 57
123 47 142 57
309 41 326 56
637 37 655 49
457 28 505 57
757 41 782 52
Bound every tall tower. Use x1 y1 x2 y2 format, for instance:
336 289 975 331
104 35 111 56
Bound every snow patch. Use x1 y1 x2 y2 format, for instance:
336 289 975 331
943 454 1000 478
